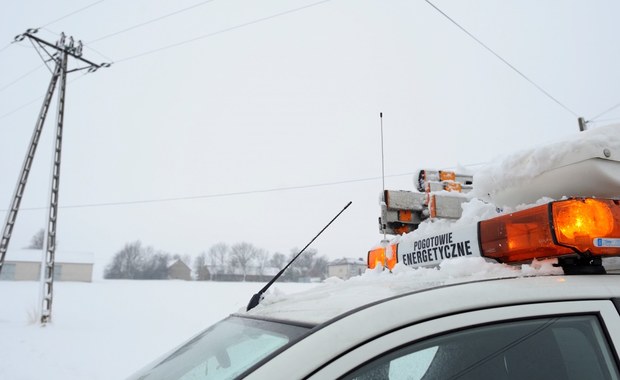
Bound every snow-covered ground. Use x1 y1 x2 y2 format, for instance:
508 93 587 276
0 280 317 380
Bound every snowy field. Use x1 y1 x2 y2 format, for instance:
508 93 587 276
0 280 317 380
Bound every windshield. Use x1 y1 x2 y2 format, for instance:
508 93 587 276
128 316 309 380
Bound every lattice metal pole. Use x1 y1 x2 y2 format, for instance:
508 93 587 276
40 49 68 324
0 29 109 324
0 61 61 275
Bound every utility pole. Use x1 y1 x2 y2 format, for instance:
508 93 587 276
0 29 110 324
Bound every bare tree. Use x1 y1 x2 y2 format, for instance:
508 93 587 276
141 246 170 279
229 242 258 281
284 247 321 281
104 241 144 279
193 252 209 281
104 241 170 279
26 229 45 249
209 243 228 266
309 255 329 279
269 252 286 269
254 248 269 276
207 243 229 275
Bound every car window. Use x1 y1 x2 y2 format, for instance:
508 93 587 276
128 316 308 380
343 315 619 380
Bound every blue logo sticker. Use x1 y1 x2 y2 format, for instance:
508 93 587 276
593 238 620 248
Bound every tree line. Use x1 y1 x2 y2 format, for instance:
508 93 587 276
103 241 190 279
104 240 329 281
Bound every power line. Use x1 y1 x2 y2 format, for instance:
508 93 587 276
0 74 89 122
0 0 102 83
590 117 620 124
424 0 579 118
82 44 114 63
0 1 332 120
41 0 105 28
37 0 331 70
115 0 333 63
0 95 42 121
590 101 620 121
0 34 35 57
88 0 217 44
43 27 114 63
0 172 416 212
42 27 115 63
0 64 44 93
0 0 104 99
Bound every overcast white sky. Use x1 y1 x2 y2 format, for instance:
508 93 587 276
1 0 619 272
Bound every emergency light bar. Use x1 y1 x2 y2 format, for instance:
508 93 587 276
417 170 473 193
379 170 473 235
369 198 620 272
368 244 397 270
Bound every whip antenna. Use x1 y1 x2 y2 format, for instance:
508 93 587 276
380 112 387 240
246 201 352 311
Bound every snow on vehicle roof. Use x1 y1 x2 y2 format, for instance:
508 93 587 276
386 123 620 250
245 257 562 325
472 123 620 206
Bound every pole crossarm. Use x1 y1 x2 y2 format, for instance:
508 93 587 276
14 29 112 72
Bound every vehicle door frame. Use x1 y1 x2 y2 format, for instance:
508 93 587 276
307 300 620 379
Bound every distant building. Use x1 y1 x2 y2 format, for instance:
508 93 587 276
205 265 279 282
328 257 367 280
1 249 94 282
168 259 192 281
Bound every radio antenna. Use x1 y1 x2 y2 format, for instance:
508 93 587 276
380 112 387 240
246 201 352 311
